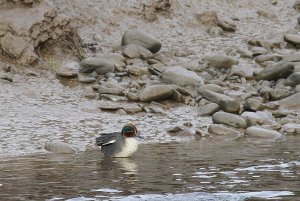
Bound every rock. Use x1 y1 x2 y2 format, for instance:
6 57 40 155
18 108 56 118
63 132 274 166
294 0 300 11
198 103 219 116
79 57 114 75
200 90 240 113
245 126 282 139
257 10 277 19
101 94 128 101
123 104 143 114
116 109 127 115
219 99 240 114
277 92 300 108
99 103 121 111
282 53 300 62
203 55 238 69
269 88 292 100
0 72 13 82
123 44 153 59
212 111 247 128
241 111 275 126
0 32 27 58
98 86 124 95
78 74 96 84
121 30 161 53
284 34 300 47
272 109 294 118
0 1 71 64
56 71 78 79
255 61 294 81
281 123 300 135
126 92 139 101
207 26 223 36
285 72 300 86
163 66 204 87
195 10 219 26
139 85 174 102
217 20 236 32
96 54 126 68
127 65 150 77
254 53 282 63
208 124 242 136
250 46 268 57
198 84 225 94
295 84 300 93
44 141 76 154
244 98 264 111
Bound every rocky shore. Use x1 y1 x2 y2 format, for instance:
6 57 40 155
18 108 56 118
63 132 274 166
1 0 300 154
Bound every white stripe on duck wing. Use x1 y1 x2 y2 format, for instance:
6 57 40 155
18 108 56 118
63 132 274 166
95 132 119 146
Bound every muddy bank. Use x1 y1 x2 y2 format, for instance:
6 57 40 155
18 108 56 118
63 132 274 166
1 0 300 158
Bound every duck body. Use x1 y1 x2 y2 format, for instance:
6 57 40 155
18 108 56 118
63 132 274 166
95 124 139 158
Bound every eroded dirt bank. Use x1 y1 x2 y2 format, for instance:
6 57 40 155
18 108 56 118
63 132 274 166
1 0 300 157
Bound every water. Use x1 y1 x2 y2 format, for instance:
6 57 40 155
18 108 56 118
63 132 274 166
0 136 299 200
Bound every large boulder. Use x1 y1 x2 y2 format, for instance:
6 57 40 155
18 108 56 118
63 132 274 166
255 61 294 81
241 111 275 126
79 57 114 75
121 30 162 53
245 126 282 139
212 111 247 128
163 66 204 87
139 85 174 102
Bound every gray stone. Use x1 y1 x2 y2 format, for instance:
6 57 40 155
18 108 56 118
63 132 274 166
0 32 27 58
269 88 292 100
123 44 153 59
277 92 300 108
219 98 240 114
199 103 219 116
78 74 96 84
295 84 300 93
200 90 240 113
0 72 13 82
255 61 294 81
250 46 268 57
245 126 282 139
127 65 150 77
272 109 293 118
79 57 114 75
281 123 300 135
282 53 300 62
244 98 264 111
123 104 143 114
208 124 242 136
101 94 128 101
284 33 300 46
126 92 139 101
122 30 161 53
163 66 204 87
207 26 223 36
255 53 282 63
98 86 124 95
217 20 236 32
285 72 300 86
44 141 76 154
241 111 275 126
203 55 238 69
198 84 225 94
212 111 247 128
139 85 174 102
56 61 79 78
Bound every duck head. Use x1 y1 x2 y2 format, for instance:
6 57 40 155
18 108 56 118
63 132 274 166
121 124 138 138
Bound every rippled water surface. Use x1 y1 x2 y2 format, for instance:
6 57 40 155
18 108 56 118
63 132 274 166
0 137 299 201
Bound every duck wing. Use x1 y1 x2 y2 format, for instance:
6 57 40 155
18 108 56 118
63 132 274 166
95 132 119 146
